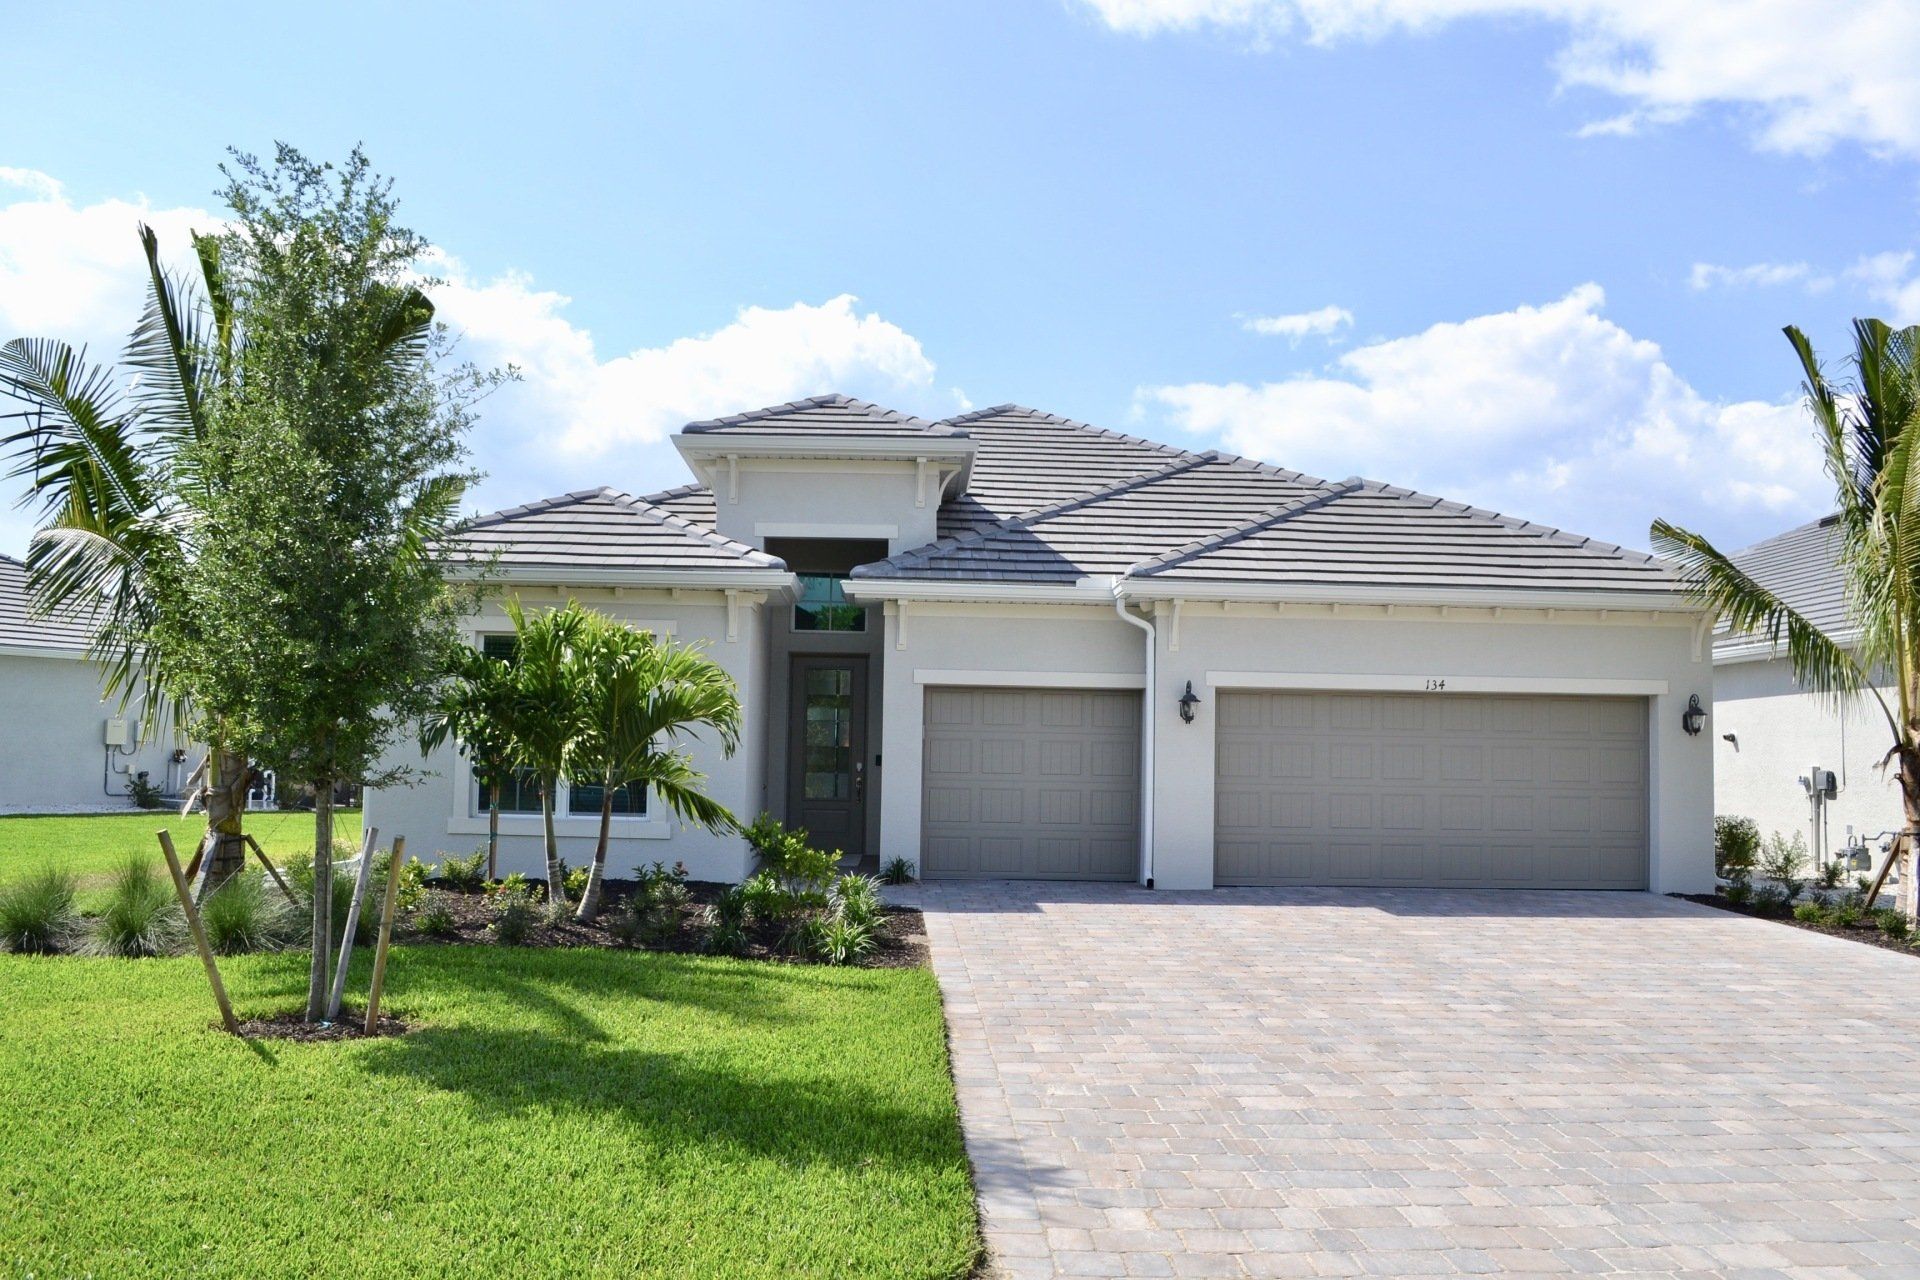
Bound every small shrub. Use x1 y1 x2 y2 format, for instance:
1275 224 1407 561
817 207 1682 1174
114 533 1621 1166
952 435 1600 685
126 772 165 810
1874 908 1911 940
90 858 184 958
1723 882 1752 906
557 858 591 902
0 866 79 954
739 869 797 925
1831 902 1864 928
1714 815 1759 887
746 812 837 901
812 916 875 966
831 874 883 930
699 884 753 956
286 855 374 947
880 857 917 885
1815 859 1845 893
414 890 460 938
610 862 690 947
1751 884 1789 914
1792 901 1827 923
1758 830 1808 901
369 851 429 914
490 885 538 944
437 849 488 892
201 873 297 956
488 871 534 901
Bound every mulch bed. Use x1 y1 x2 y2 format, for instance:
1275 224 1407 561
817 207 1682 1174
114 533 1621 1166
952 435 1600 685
234 1011 411 1042
1676 892 1918 958
400 878 929 970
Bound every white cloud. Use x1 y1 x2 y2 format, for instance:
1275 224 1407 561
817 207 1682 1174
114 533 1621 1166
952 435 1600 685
1848 251 1920 325
1688 261 1830 292
1242 304 1354 342
0 178 951 554
1078 0 1920 159
1137 283 1823 550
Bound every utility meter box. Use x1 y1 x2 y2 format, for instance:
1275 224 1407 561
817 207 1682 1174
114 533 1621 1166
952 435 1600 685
103 717 128 748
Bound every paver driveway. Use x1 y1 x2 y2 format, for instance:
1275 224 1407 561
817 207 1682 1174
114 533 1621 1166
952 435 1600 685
902 882 1920 1278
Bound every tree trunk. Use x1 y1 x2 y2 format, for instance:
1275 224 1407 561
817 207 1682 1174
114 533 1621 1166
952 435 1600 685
541 780 568 907
306 788 335 1022
194 747 251 901
487 797 500 882
576 785 614 923
1895 749 1920 921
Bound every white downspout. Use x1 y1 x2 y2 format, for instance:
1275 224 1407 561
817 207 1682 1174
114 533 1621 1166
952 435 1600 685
1113 581 1155 888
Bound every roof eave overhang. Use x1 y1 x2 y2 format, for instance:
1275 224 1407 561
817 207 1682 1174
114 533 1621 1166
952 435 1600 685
1115 577 1703 614
447 564 795 592
1714 629 1862 665
843 577 1116 604
0 642 89 661
673 433 977 497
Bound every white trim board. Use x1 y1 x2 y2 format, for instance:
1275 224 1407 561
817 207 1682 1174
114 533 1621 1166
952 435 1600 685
1204 672 1671 696
755 522 899 540
913 669 1147 690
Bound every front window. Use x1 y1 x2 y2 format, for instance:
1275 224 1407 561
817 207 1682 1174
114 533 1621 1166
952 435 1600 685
794 574 865 632
568 781 648 817
477 766 542 814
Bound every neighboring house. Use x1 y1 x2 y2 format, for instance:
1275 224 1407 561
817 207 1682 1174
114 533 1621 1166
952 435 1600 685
1714 515 1902 865
367 395 1716 892
0 555 184 813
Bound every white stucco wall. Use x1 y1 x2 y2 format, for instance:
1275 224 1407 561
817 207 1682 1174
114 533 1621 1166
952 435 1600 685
873 598 1717 894
363 586 770 883
1713 655 1901 857
0 651 184 813
710 460 941 555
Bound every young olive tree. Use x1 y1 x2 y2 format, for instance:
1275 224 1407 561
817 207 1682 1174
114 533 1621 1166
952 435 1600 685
167 145 492 1020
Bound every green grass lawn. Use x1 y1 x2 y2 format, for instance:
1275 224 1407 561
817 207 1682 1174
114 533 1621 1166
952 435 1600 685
0 808 362 888
0 945 979 1279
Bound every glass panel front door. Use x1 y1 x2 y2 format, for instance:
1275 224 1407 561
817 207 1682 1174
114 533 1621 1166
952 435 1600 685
787 656 868 858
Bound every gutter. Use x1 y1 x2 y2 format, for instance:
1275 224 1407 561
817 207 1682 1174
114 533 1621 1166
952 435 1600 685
1111 579 1155 889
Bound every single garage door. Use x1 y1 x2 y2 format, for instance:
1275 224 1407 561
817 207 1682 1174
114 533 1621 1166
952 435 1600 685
1215 691 1648 889
922 687 1140 880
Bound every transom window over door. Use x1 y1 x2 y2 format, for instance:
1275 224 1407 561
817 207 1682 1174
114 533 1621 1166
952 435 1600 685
763 537 888 634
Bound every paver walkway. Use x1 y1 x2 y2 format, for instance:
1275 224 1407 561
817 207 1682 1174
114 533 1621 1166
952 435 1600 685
900 882 1920 1278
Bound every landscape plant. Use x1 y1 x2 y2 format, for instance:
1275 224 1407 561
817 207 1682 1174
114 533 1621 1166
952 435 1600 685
165 145 490 1020
567 613 742 921
199 873 296 955
436 848 487 892
881 856 917 885
493 599 593 907
418 644 519 879
490 882 538 944
1714 815 1759 894
0 867 78 954
1759 830 1809 901
88 858 184 957
1653 319 1920 916
413 890 459 937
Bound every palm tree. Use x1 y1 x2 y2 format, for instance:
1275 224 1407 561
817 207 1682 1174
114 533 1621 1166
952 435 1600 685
1652 319 1920 914
0 225 253 891
497 598 594 905
419 644 519 880
570 615 742 921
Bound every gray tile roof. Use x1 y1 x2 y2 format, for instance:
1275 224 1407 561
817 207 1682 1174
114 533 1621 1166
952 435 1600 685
1136 481 1679 594
856 454 1334 582
0 555 93 653
935 405 1197 538
446 488 784 576
681 393 956 437
1715 514 1849 653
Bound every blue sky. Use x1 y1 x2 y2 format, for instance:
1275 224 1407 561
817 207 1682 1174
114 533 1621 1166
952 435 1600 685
3 0 1916 556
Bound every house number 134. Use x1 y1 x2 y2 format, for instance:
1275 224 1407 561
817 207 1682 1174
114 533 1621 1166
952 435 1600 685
1424 678 1448 690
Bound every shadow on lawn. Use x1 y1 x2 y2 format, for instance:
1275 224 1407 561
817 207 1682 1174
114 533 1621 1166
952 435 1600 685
354 1023 969 1176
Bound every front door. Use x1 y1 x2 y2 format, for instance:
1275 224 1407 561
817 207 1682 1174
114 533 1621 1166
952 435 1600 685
788 655 869 858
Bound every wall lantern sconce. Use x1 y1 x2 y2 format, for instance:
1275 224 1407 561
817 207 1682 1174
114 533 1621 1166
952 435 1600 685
1178 680 1202 724
1681 693 1707 737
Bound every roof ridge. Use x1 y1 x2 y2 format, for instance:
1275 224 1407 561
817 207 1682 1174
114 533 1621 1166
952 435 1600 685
638 481 710 505
1346 477 1671 569
933 403 1197 459
1128 479 1365 577
683 393 953 435
854 452 1219 577
457 488 613 532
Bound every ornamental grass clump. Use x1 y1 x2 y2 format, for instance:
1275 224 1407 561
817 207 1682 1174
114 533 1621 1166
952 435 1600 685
200 873 298 955
0 866 79 954
88 858 184 958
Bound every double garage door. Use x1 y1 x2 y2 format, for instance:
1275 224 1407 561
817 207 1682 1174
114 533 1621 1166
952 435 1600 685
920 686 1648 890
1216 691 1649 890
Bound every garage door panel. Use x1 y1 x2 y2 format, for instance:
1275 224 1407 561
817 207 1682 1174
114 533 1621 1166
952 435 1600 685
923 687 1140 881
1215 691 1647 890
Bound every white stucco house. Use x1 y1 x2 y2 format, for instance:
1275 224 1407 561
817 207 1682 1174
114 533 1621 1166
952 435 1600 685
0 555 185 813
367 395 1717 893
1714 516 1902 867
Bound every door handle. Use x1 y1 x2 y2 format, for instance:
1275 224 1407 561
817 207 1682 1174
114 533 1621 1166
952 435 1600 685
853 761 865 801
